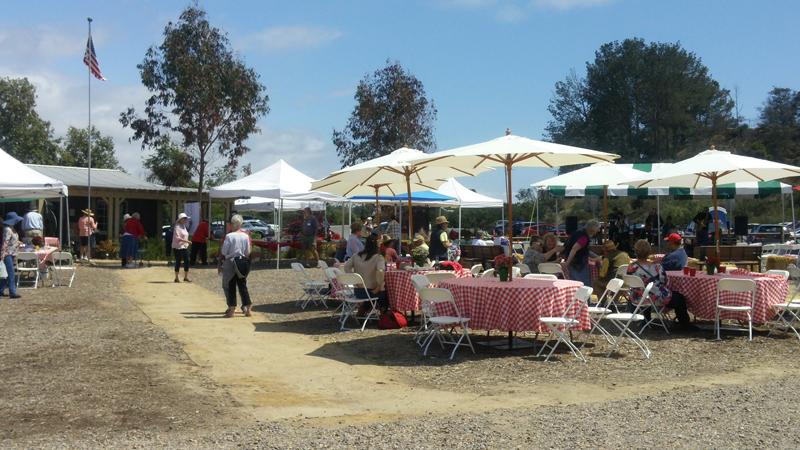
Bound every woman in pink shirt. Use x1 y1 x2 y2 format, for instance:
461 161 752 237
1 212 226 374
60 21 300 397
172 213 192 282
77 209 97 261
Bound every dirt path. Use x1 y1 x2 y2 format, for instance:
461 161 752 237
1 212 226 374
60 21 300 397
118 267 794 424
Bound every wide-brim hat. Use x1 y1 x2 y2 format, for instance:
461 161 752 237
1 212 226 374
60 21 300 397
176 212 190 222
413 233 426 242
81 208 94 216
381 234 395 244
603 240 617 251
122 213 131 221
435 215 449 225
3 212 23 226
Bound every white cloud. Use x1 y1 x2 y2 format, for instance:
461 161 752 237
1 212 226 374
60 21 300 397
0 26 85 60
241 127 338 180
530 0 615 11
239 26 343 52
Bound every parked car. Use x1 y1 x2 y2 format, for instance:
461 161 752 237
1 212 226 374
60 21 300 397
242 219 274 238
493 220 528 236
749 224 791 244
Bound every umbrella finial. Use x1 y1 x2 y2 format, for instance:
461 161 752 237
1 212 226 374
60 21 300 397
505 128 512 136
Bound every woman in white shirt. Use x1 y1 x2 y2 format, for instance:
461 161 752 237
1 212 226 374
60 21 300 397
220 214 253 318
172 213 192 283
344 234 387 311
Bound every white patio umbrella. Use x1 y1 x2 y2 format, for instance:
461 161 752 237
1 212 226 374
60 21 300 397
431 131 620 238
311 147 489 240
627 148 800 252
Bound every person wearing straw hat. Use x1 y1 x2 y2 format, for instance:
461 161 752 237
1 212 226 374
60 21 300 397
78 208 98 261
1 212 23 299
380 235 399 265
594 239 630 294
429 215 451 261
172 212 192 282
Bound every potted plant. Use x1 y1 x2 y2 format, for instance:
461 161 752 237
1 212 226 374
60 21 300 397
494 254 514 281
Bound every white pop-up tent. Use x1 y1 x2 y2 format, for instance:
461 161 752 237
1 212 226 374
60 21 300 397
0 146 70 247
0 147 68 198
234 196 325 212
210 159 345 268
435 178 503 239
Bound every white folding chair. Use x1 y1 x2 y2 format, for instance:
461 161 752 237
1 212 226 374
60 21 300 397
324 267 347 317
715 278 757 341
411 274 432 345
15 252 40 289
426 272 457 285
536 286 593 362
515 263 531 275
50 252 76 288
524 273 558 280
538 262 566 279
584 278 624 345
766 269 790 280
768 300 800 341
615 265 632 303
470 264 483 277
291 263 328 309
335 273 380 331
623 275 670 335
604 282 654 359
317 260 329 270
418 287 475 360
480 268 495 278
512 266 522 278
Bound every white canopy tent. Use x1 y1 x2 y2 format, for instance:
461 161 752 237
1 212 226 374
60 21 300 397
435 178 503 240
210 159 346 268
234 197 325 212
0 147 70 248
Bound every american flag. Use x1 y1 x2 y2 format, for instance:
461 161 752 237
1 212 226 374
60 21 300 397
83 35 106 81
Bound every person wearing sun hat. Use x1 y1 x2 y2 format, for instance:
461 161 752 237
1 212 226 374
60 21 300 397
379 234 399 264
429 215 451 261
171 212 192 282
594 239 630 295
661 232 688 272
78 208 98 261
1 212 24 299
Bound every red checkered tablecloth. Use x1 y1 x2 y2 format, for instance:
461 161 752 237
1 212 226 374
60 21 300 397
437 277 589 333
666 271 789 323
386 268 470 312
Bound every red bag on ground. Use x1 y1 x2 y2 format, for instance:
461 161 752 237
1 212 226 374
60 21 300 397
378 310 408 329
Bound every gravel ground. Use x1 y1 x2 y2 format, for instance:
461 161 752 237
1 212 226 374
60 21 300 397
3 262 799 448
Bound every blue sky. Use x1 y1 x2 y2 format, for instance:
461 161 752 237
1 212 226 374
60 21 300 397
2 0 798 199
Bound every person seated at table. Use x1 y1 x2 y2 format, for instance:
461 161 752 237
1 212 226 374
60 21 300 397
523 236 545 272
470 231 491 246
661 232 688 272
345 222 364 261
594 239 630 295
627 239 693 330
541 233 563 263
563 220 600 286
344 234 388 312
429 216 451 261
380 235 399 265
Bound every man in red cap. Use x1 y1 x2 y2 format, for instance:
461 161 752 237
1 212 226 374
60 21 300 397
661 233 688 272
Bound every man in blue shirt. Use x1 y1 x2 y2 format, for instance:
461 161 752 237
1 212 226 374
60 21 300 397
661 233 688 271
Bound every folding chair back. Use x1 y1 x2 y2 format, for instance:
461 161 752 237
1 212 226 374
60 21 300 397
515 263 531 275
291 262 308 278
470 264 483 277
718 278 757 295
480 268 495 278
715 278 757 340
538 262 565 278
766 269 790 280
419 287 463 320
622 274 645 289
563 286 593 320
524 273 557 280
417 287 474 359
336 272 370 297
317 260 329 270
597 278 624 309
615 265 629 279
512 266 522 278
410 274 431 292
51 251 76 287
426 272 456 285
15 252 40 289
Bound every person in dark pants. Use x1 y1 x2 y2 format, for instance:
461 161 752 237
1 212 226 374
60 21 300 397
190 218 209 265
163 224 173 261
171 213 192 283
428 215 451 261
220 214 252 317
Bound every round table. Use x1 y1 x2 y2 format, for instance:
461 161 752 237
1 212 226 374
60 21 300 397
437 277 589 333
666 270 788 323
386 268 470 312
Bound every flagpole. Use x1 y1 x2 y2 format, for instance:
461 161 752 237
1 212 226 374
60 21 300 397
87 17 93 214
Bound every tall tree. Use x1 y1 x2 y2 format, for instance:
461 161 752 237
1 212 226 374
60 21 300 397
751 87 800 166
120 6 269 198
0 77 60 163
546 38 735 162
143 138 195 188
333 60 437 167
58 126 119 169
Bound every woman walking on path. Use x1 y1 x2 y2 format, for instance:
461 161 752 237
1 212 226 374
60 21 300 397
219 214 252 318
172 213 192 283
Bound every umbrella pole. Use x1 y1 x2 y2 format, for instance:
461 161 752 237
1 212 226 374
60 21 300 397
406 174 414 241
536 190 540 235
603 186 608 238
712 176 720 255
656 194 662 252
374 186 381 224
506 162 513 240
458 206 462 241
398 202 403 255
791 190 797 243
